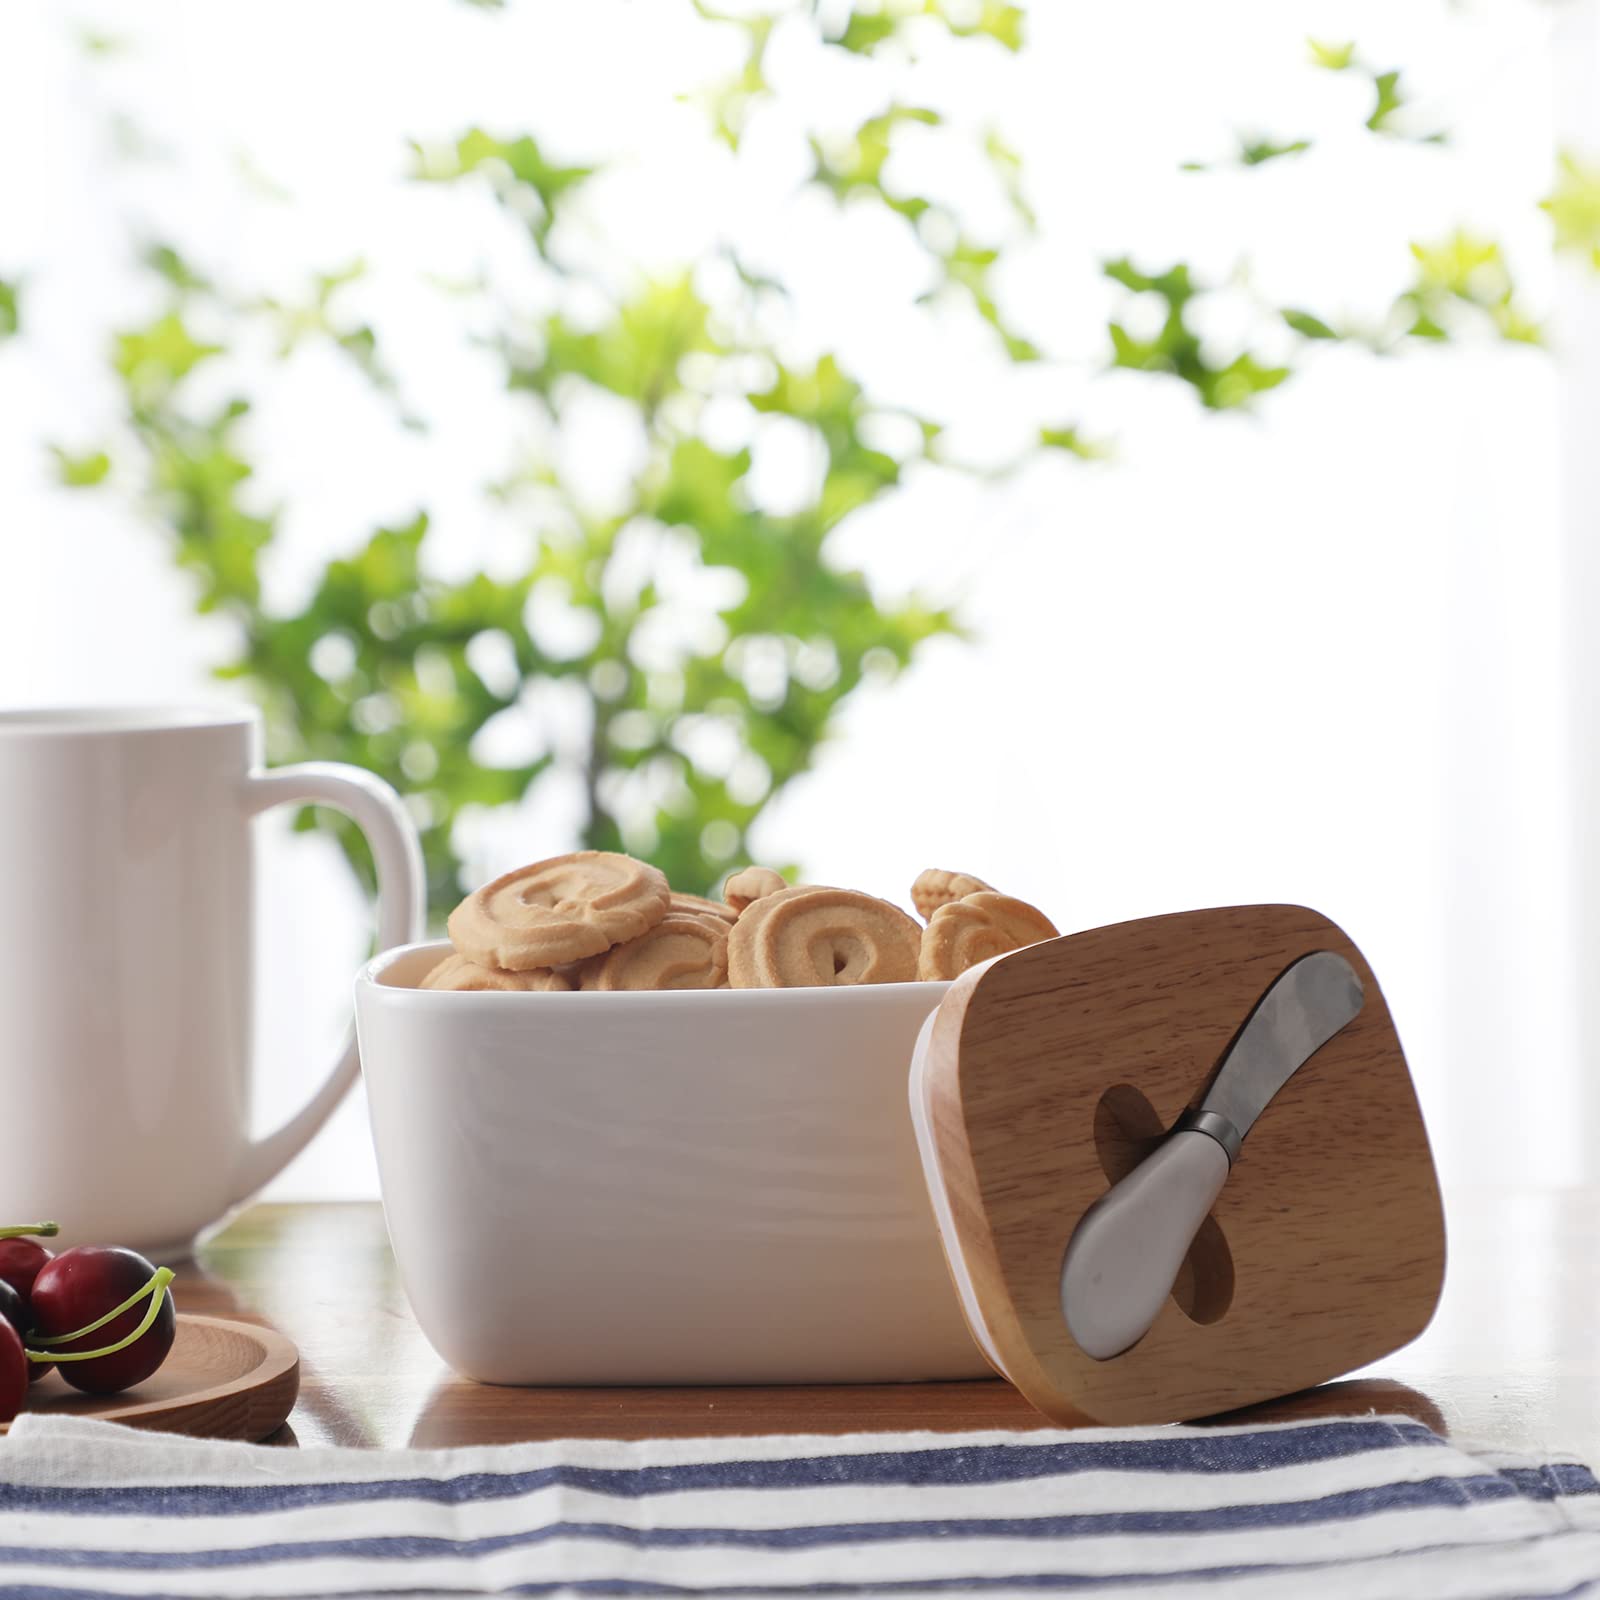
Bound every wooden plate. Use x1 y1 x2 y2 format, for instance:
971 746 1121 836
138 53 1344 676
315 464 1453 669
1 1315 298 1442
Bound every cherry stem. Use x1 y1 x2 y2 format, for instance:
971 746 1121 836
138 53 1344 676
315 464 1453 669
26 1268 174 1362
0 1222 59 1242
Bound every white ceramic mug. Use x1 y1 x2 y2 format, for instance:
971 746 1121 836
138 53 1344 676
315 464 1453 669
0 706 424 1257
356 941 988 1385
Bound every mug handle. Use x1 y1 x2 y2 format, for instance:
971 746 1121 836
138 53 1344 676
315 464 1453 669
229 762 426 1204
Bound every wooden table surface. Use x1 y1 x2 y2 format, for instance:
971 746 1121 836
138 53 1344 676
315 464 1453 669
177 1189 1597 1455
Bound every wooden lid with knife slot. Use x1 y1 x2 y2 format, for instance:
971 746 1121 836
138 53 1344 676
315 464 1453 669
908 903 1446 1426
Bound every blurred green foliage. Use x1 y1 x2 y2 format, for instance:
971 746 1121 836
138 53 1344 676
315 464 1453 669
1099 230 1541 411
68 229 961 909
38 3 1554 919
1546 153 1600 271
50 447 112 487
1105 260 1291 411
1398 235 1542 346
1181 136 1311 173
1308 39 1445 142
0 280 18 340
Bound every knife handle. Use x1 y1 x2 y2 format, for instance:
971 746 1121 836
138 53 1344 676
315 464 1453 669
1059 1129 1231 1361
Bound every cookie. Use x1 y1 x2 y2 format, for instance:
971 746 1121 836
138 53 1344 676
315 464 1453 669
670 892 740 928
728 886 921 988
447 850 670 970
911 867 995 922
420 953 575 992
918 891 1059 981
577 914 730 991
723 865 788 914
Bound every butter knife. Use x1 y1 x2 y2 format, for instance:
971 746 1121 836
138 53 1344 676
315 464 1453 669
1059 950 1364 1360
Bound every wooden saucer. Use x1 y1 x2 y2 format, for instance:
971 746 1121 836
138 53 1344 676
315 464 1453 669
1 1314 298 1442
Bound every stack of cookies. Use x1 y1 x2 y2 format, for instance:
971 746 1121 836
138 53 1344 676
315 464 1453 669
421 851 1058 992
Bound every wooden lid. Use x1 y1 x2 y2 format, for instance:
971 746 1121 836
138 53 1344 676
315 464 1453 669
908 904 1445 1426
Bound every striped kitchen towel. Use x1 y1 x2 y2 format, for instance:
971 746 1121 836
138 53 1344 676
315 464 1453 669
0 1412 1598 1598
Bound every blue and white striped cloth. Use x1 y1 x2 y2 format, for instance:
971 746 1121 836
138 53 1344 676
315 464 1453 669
1 1412 1597 1598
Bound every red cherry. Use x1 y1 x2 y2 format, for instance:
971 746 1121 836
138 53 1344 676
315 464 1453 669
0 1228 55 1382
29 1247 175 1396
0 1318 24 1424
0 1279 25 1344
0 1225 57 1302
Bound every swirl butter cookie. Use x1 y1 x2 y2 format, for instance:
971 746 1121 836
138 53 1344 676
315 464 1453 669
918 891 1059 981
910 867 995 922
447 850 670 970
723 865 788 914
420 953 575 992
728 886 921 988
670 892 739 928
577 914 729 991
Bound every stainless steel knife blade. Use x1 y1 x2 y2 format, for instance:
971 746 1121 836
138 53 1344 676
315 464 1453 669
1192 951 1364 1157
1058 949 1365 1360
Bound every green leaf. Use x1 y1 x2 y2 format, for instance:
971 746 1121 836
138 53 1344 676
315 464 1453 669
751 354 860 429
747 355 901 499
822 4 1029 61
653 439 751 541
811 105 942 201
1103 257 1195 306
685 10 773 149
1544 150 1600 270
1104 257 1295 409
0 279 17 339
52 447 112 487
1305 39 1444 143
313 260 366 305
1367 69 1405 134
1409 233 1499 291
1492 304 1543 345
982 128 1036 229
113 311 222 396
335 324 401 395
1240 135 1311 167
1282 309 1339 340
527 275 718 414
142 244 211 293
416 128 592 198
834 13 898 54
1039 425 1113 461
1208 355 1290 409
414 128 593 247
935 235 1038 360
1308 38 1356 71
324 515 429 605
1184 135 1312 173
1387 230 1543 347
76 28 127 56
945 2 1024 51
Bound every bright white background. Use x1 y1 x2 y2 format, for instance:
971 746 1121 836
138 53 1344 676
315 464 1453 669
0 0 1585 1197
